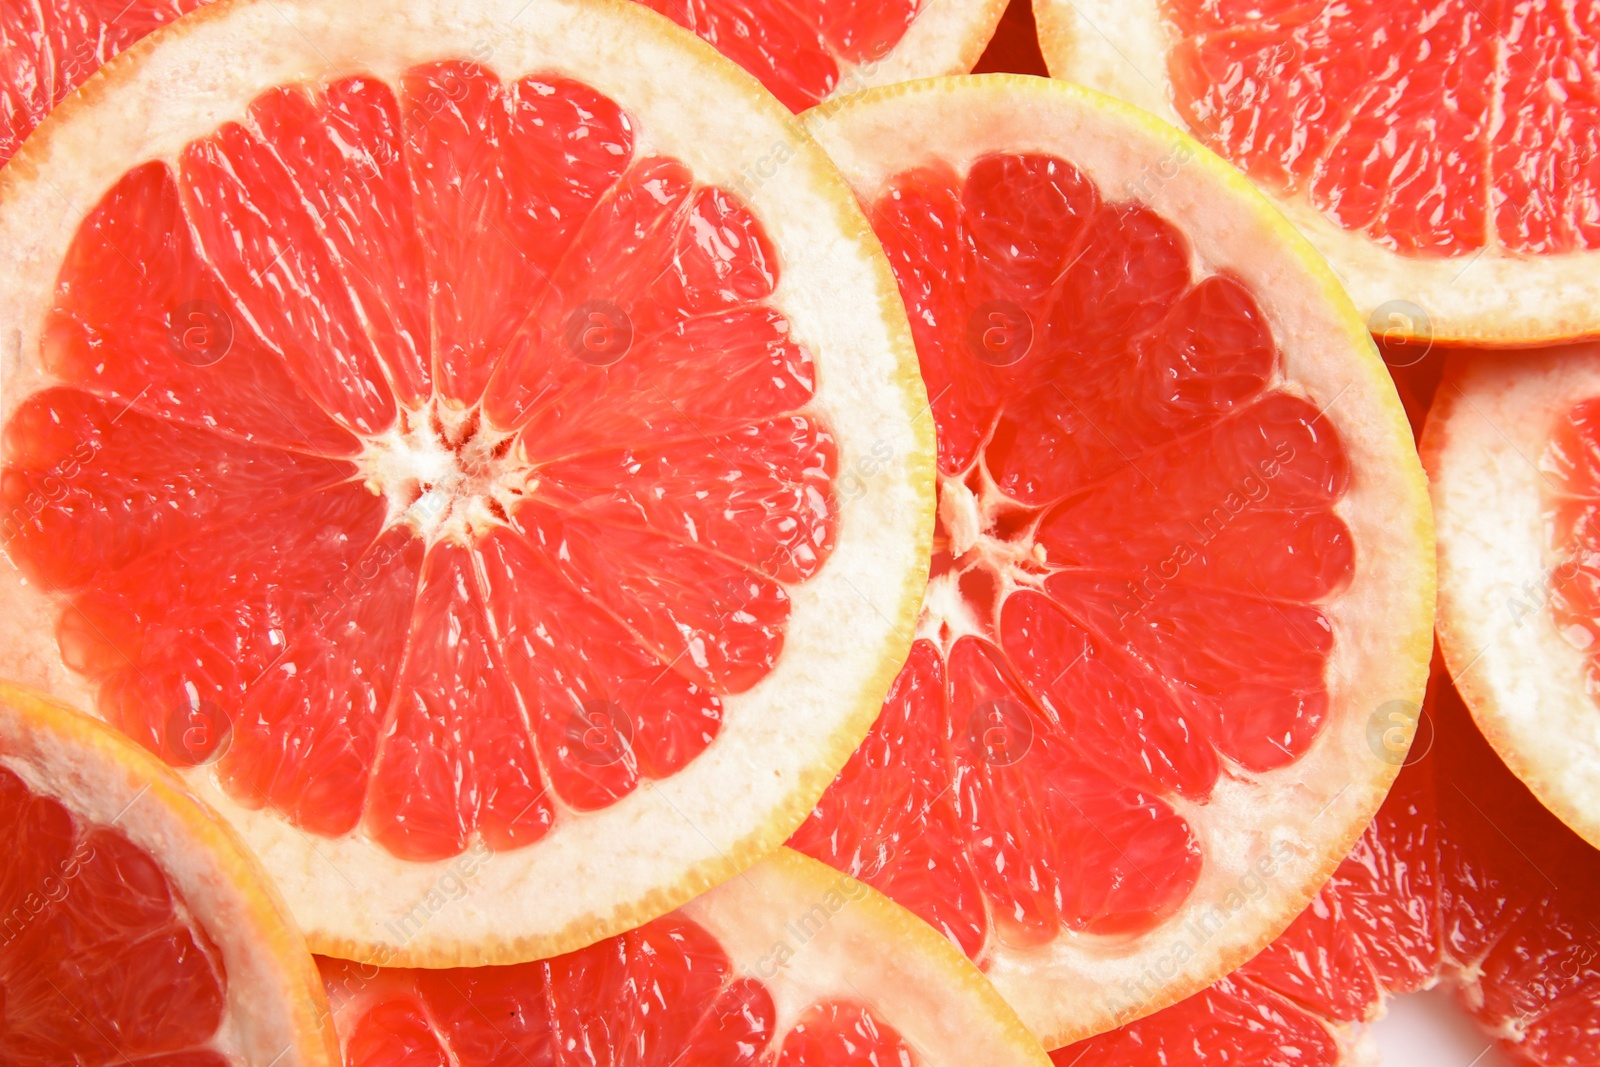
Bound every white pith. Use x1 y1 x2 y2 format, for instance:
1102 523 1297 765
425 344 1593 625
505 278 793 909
801 76 1435 1049
1424 346 1600 850
917 462 1050 649
0 683 335 1067
0 0 934 966
830 0 1009 99
1034 0 1600 346
356 402 532 545
323 850 1049 1066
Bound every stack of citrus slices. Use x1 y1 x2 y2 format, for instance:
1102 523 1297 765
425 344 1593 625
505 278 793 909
7 0 1600 1064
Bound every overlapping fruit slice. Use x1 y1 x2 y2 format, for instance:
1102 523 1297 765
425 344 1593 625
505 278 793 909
635 0 1006 111
1426 344 1600 851
0 681 336 1067
0 0 932 965
1035 0 1600 345
1054 666 1600 1067
786 75 1434 1047
0 0 1005 169
321 849 1050 1067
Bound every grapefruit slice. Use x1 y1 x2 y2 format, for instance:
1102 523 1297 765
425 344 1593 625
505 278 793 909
0 680 336 1066
0 0 934 966
320 848 1051 1067
0 0 203 165
1425 344 1600 850
1052 666 1600 1067
1034 0 1600 346
635 0 1007 112
0 0 1005 167
784 75 1435 1048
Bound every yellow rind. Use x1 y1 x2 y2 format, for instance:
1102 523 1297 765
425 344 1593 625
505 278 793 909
1032 0 1600 348
724 849 1052 1066
1424 352 1600 851
0 681 337 1067
801 74 1435 1048
0 0 935 968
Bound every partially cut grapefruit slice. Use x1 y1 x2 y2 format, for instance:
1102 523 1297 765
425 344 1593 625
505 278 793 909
0 0 1005 168
1052 666 1600 1067
636 0 1008 112
321 848 1051 1067
1425 344 1600 850
1034 0 1600 346
0 681 336 1067
785 75 1435 1048
0 0 933 966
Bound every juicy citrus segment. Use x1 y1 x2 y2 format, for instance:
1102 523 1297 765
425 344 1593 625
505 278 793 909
321 849 1051 1067
1035 0 1600 344
1052 669 1600 1067
0 0 1006 169
0 0 201 164
0 681 336 1067
0 0 932 965
1543 400 1600 679
635 0 1008 112
793 143 1344 934
29 58 825 844
324 920 919 1066
2 766 230 1064
790 75 1434 1047
1163 0 1498 257
636 0 921 110
1425 345 1600 850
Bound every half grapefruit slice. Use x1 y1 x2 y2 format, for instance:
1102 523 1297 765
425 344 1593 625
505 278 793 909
1425 344 1600 850
0 0 933 966
0 681 336 1066
1053 666 1600 1067
321 848 1051 1067
785 75 1435 1047
1035 0 1600 346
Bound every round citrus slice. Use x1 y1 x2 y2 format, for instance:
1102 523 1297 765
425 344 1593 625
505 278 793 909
0 0 933 966
320 848 1050 1067
0 0 1005 167
783 74 1436 1048
1425 344 1600 850
1034 0 1600 347
1053 666 1600 1067
0 680 336 1066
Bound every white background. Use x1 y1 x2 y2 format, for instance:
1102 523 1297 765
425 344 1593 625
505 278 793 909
1372 987 1515 1067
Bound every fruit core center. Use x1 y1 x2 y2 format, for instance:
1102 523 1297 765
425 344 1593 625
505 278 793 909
920 466 1048 649
358 403 531 544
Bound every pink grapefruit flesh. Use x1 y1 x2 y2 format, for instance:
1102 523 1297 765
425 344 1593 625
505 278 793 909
1053 667 1600 1067
6 62 833 862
